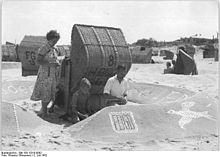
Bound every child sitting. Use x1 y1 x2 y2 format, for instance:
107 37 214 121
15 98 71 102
68 78 91 124
164 62 173 74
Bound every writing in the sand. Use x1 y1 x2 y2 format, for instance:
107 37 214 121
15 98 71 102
109 111 138 133
2 85 34 95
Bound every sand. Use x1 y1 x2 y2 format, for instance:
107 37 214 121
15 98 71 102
1 53 219 151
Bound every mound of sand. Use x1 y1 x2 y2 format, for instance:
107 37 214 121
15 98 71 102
68 93 217 142
1 102 58 137
127 82 195 104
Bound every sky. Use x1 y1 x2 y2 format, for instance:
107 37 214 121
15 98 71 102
2 0 219 45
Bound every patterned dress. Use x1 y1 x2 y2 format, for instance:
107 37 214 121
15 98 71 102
31 43 60 103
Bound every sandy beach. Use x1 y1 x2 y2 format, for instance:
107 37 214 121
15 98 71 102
1 52 218 151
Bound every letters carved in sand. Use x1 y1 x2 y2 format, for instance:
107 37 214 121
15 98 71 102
109 111 138 133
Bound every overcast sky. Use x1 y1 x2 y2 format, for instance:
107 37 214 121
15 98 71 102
2 0 218 45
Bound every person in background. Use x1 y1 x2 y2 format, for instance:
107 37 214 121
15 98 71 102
164 62 173 74
191 61 198 75
31 30 62 118
171 60 176 69
68 78 91 124
170 59 176 73
103 65 129 106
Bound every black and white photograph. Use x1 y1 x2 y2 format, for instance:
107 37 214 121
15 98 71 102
1 0 219 152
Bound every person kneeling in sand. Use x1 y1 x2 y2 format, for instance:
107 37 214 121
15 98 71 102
68 78 91 124
103 65 129 106
164 62 174 74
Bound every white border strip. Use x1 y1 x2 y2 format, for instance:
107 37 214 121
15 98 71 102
179 49 193 60
12 104 21 133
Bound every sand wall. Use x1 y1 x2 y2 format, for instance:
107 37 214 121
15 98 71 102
68 93 217 142
1 102 56 137
1 62 21 70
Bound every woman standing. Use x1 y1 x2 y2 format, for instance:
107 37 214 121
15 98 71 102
31 30 61 118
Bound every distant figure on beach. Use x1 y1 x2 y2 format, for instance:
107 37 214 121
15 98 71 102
164 62 173 74
103 65 129 106
191 62 198 75
189 48 198 75
31 30 62 118
171 60 176 69
68 78 91 124
170 59 176 72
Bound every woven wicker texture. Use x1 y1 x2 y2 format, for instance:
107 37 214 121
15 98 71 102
20 36 47 47
1 45 18 61
71 24 132 94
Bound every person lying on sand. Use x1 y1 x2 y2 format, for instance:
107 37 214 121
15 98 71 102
164 62 174 74
103 65 129 106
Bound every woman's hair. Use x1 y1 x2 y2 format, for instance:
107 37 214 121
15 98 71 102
46 30 60 41
80 78 91 89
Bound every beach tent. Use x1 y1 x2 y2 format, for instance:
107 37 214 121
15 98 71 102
1 44 19 62
174 49 197 75
203 50 215 58
17 36 70 76
18 35 47 76
201 44 215 58
70 24 132 94
130 46 152 63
